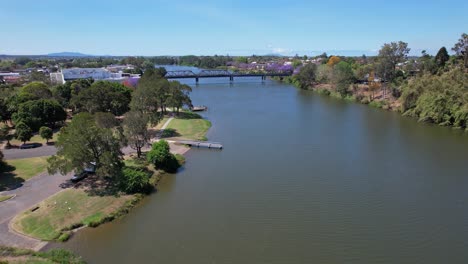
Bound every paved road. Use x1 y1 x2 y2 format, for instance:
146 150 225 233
4 145 143 160
0 172 69 249
3 145 58 160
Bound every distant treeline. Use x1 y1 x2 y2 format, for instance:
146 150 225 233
0 55 235 71
290 33 468 131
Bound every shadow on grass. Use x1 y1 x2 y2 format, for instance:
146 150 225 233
160 128 181 138
0 163 24 191
66 175 120 197
174 112 202 119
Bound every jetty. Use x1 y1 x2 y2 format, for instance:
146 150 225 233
176 140 223 149
191 105 208 112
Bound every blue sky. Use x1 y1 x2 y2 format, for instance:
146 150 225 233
1 0 466 56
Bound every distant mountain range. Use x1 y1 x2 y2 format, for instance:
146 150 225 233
47 52 94 57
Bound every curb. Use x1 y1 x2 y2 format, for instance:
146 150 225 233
0 194 17 203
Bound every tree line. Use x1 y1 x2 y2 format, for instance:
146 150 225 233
1 68 193 192
292 33 467 130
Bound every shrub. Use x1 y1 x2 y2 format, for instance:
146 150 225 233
119 166 151 194
369 101 384 108
316 89 330 96
400 68 466 128
0 246 85 264
61 222 83 231
35 248 85 264
147 140 181 173
57 232 71 242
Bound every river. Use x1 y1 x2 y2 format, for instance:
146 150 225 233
49 67 468 263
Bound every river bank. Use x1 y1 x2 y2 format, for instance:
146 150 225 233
279 66 468 132
1 113 211 253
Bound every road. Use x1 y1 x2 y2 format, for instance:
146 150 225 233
0 172 69 250
4 145 149 160
3 145 58 160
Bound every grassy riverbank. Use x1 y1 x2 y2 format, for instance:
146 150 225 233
10 145 191 242
12 188 136 241
163 112 212 141
0 246 85 264
9 112 210 243
0 157 48 191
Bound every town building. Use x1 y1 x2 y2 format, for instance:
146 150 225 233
50 68 126 84
106 64 134 73
0 72 21 84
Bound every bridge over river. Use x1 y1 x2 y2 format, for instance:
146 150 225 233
165 69 292 83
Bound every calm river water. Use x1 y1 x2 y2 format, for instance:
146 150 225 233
50 67 468 263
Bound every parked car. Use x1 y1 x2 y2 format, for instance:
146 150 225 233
71 171 89 183
19 143 42 149
84 162 97 173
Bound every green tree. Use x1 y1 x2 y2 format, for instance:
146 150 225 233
434 47 449 68
377 41 410 82
142 60 155 71
18 82 52 101
294 63 318 89
47 113 123 177
0 97 12 123
131 69 170 121
400 68 467 129
153 67 167 78
419 50 437 74
123 111 149 158
119 167 151 194
53 79 94 108
292 59 303 68
71 81 132 116
452 33 467 68
0 125 11 147
332 61 355 97
39 126 53 143
12 99 67 131
146 140 180 173
94 112 119 129
15 122 33 144
167 81 192 114
235 56 248 64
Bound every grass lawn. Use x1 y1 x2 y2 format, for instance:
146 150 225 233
0 157 49 191
165 117 211 141
10 132 59 146
12 189 133 241
0 195 13 202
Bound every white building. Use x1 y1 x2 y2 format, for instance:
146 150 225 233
50 68 125 84
106 64 134 72
50 72 65 84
